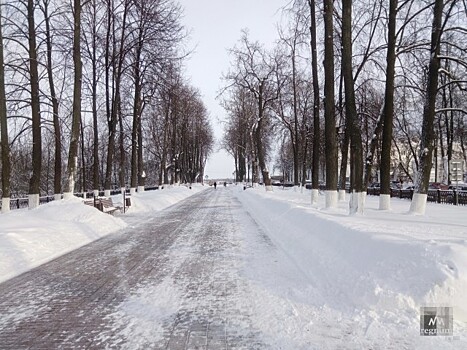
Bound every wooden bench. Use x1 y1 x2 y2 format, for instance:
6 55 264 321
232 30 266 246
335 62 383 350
84 197 121 214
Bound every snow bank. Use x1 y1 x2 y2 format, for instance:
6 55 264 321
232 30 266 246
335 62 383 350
0 196 126 283
118 184 204 214
234 186 467 348
0 185 206 283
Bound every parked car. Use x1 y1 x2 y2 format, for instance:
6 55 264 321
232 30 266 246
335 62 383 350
448 184 467 191
391 181 402 189
428 182 448 190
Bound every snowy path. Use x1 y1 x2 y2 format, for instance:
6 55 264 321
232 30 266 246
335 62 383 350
0 188 269 349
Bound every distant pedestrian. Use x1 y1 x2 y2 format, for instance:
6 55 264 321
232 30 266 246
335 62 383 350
214 181 217 189
224 182 227 187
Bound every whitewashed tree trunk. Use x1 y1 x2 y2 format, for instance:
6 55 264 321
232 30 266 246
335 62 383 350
338 190 346 201
104 189 111 197
349 192 365 215
1 198 10 213
130 187 136 195
54 193 61 201
311 189 319 205
63 171 75 200
28 194 39 209
409 193 427 215
379 194 391 210
63 192 74 200
93 190 99 197
325 190 338 209
137 186 145 193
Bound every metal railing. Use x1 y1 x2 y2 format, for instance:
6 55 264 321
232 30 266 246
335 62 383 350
366 188 467 206
279 183 466 206
1 186 160 211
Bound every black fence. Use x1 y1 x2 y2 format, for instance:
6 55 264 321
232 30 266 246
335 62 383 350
366 188 467 206
1 186 160 211
276 182 466 206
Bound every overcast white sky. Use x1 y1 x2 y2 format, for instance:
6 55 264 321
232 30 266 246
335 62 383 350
178 0 286 179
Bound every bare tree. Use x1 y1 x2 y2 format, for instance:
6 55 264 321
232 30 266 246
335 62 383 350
41 0 62 200
27 0 42 207
128 0 183 192
103 0 131 196
308 0 321 204
379 0 398 210
0 4 11 212
410 0 446 214
221 86 256 183
82 0 103 196
323 0 338 207
277 11 307 187
225 32 281 190
64 0 83 197
342 0 364 214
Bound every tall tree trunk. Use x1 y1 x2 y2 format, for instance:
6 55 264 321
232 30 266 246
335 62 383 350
131 43 143 191
81 119 87 192
256 89 271 189
27 0 42 207
104 0 112 194
170 93 178 184
118 94 125 190
301 132 308 187
43 0 62 200
410 0 444 214
323 0 338 208
104 0 129 195
379 0 398 210
444 67 454 183
342 0 364 214
292 47 299 186
65 0 82 198
339 129 349 198
137 101 145 190
364 110 384 187
338 69 348 201
0 6 11 212
160 98 170 185
437 116 446 181
91 0 99 196
309 0 320 203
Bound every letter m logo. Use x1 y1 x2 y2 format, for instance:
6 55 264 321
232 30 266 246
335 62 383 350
428 316 444 327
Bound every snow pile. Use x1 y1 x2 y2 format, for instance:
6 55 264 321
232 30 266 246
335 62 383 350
234 186 467 348
0 185 205 283
119 184 205 214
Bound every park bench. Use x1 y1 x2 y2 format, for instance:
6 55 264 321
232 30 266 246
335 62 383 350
84 197 121 214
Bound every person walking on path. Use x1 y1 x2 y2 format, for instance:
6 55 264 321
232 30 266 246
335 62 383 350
214 181 217 189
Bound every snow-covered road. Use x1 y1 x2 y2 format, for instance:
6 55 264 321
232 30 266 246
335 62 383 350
0 186 465 349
